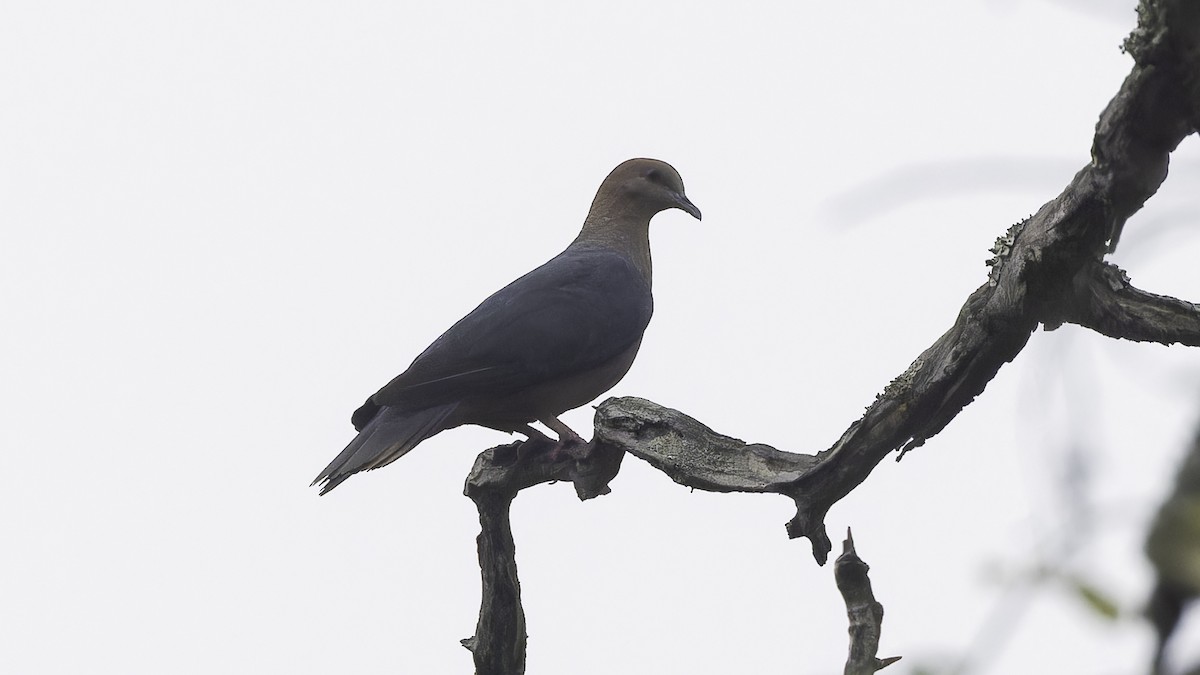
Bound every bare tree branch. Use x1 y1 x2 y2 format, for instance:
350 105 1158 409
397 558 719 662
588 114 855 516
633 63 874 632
461 487 525 675
1054 260 1200 345
461 439 624 675
835 530 901 675
593 396 840 560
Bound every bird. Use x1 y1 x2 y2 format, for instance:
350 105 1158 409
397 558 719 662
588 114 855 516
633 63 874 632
313 158 701 494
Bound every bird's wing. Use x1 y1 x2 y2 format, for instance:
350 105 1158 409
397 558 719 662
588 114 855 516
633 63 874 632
370 247 653 410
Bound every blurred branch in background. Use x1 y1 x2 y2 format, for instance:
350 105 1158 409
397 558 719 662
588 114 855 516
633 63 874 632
819 157 1079 229
1146 419 1200 675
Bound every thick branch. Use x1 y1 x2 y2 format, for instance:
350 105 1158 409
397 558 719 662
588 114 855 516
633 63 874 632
462 489 525 675
461 439 624 674
594 396 837 562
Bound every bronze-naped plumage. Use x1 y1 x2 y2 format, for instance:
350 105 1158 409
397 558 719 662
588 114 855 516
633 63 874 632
313 158 700 494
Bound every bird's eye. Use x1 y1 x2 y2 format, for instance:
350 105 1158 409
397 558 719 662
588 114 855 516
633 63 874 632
645 169 663 184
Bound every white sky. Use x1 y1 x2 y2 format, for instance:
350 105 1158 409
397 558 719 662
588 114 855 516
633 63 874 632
3 1 1200 673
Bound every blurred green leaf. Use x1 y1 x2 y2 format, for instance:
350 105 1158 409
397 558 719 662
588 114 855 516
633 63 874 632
1070 578 1121 621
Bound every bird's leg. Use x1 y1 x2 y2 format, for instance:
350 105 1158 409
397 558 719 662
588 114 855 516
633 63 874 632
507 423 556 464
515 423 553 443
539 416 588 461
540 416 587 445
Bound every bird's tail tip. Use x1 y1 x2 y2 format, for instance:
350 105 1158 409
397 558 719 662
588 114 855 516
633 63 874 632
310 403 458 495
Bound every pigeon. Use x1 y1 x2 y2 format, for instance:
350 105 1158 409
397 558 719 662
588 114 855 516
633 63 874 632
313 158 700 494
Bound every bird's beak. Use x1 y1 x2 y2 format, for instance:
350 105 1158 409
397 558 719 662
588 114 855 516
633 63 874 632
675 194 702 220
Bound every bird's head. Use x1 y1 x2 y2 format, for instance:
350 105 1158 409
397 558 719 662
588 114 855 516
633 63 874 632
591 158 702 223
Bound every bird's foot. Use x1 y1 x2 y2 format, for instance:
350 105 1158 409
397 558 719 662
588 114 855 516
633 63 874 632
539 416 586 444
506 419 591 464
537 416 591 463
542 436 590 463
505 425 557 464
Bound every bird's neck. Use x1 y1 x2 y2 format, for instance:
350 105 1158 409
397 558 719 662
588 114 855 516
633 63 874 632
575 213 653 286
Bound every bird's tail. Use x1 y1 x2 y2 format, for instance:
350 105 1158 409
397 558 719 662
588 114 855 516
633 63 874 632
312 403 458 495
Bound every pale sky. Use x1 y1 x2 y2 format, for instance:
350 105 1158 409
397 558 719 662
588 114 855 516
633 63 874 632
3 1 1200 674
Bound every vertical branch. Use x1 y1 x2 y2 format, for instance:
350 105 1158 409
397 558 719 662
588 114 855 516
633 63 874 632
835 529 901 675
460 439 625 674
462 488 526 675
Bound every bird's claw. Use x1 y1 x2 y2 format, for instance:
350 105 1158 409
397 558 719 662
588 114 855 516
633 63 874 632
543 437 589 463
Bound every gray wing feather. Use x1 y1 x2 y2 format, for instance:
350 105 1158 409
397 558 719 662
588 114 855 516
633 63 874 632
370 247 652 411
